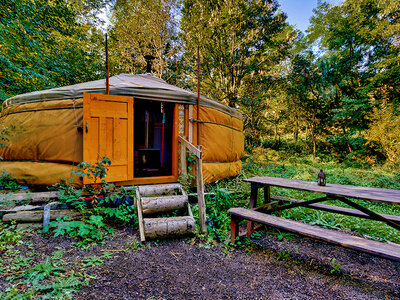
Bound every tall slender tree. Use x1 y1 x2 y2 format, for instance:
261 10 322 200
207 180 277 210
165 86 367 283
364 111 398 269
109 0 181 79
181 0 292 108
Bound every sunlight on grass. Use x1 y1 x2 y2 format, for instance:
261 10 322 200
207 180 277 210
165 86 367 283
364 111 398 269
210 150 400 244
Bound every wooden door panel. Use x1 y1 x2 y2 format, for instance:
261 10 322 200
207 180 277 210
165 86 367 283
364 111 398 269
83 93 134 184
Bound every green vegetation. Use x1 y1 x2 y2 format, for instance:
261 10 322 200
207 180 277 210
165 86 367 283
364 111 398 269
330 258 341 274
0 0 105 102
0 170 21 191
46 157 136 247
1 0 399 165
0 223 94 299
202 152 400 244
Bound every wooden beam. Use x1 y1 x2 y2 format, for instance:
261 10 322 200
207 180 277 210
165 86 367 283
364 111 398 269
179 142 187 177
0 191 60 203
266 196 329 214
178 136 201 159
188 105 193 143
229 207 400 262
263 185 270 204
271 196 400 223
135 189 146 242
196 145 207 233
339 197 400 231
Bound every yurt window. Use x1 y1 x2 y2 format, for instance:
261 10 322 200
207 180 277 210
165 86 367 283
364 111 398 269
134 100 174 177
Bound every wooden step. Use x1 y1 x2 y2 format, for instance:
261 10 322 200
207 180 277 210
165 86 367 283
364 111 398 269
143 216 196 239
138 184 183 197
2 209 82 223
141 195 188 214
229 207 400 262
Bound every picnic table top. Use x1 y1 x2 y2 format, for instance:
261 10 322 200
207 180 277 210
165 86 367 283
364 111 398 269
244 176 400 205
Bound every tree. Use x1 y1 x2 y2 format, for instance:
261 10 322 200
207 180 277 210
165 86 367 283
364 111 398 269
304 0 400 160
109 0 181 80
0 0 105 102
181 0 292 108
287 52 329 157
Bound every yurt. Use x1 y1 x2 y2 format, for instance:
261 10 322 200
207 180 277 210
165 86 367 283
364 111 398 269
0 74 244 186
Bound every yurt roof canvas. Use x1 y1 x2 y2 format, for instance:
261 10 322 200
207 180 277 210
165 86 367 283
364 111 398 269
3 74 241 119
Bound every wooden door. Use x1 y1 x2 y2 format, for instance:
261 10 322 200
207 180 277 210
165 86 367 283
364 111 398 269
83 93 134 184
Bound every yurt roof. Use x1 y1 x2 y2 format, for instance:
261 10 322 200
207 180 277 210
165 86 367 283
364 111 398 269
3 74 241 119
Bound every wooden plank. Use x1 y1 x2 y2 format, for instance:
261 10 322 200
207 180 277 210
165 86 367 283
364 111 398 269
135 189 146 242
0 191 59 203
83 93 134 184
188 105 193 143
178 136 201 159
180 142 187 177
196 146 207 234
244 176 400 205
229 207 400 262
2 209 81 223
271 196 400 223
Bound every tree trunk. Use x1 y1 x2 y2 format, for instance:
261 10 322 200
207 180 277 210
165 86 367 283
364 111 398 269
311 125 317 157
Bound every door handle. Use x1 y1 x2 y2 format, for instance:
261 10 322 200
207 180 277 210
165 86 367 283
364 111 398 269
86 123 88 133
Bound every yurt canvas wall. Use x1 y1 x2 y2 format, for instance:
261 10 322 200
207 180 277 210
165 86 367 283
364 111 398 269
0 74 244 186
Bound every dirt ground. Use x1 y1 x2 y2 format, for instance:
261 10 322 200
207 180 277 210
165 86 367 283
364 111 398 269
2 226 398 300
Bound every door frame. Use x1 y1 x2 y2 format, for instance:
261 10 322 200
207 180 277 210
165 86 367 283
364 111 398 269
116 102 180 186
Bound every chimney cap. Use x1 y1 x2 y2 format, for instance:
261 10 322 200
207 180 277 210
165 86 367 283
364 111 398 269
144 55 156 73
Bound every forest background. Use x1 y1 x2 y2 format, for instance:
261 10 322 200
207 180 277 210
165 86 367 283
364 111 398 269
1 0 399 167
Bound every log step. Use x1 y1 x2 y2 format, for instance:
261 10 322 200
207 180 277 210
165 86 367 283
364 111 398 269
141 195 188 215
143 216 196 239
138 183 183 197
2 209 82 223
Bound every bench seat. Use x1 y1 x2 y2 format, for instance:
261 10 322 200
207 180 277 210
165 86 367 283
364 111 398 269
229 207 400 262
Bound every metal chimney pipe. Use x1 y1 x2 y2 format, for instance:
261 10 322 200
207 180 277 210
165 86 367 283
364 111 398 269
144 55 155 73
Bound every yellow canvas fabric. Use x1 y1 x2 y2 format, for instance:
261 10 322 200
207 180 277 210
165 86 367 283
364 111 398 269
202 160 242 183
0 98 244 185
0 161 80 186
0 99 83 163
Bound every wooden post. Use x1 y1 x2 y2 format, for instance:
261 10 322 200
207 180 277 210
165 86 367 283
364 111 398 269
250 183 258 208
196 145 207 233
188 105 193 143
247 183 258 237
42 204 50 232
136 189 146 242
230 216 239 243
264 185 270 204
180 142 187 177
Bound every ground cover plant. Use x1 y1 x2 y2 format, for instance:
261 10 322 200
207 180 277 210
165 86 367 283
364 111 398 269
202 148 400 245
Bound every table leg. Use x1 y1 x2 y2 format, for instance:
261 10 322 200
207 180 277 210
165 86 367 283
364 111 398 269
247 183 258 237
230 216 239 244
249 183 258 209
264 185 270 204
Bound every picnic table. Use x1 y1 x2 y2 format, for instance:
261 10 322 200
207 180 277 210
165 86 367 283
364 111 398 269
229 176 400 261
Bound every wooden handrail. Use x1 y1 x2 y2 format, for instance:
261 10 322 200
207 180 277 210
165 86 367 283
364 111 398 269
178 136 207 234
178 136 201 159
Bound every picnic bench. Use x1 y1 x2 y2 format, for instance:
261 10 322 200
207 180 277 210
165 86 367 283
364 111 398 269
229 176 400 262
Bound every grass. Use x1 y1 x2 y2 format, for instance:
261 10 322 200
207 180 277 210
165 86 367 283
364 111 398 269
206 148 400 244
